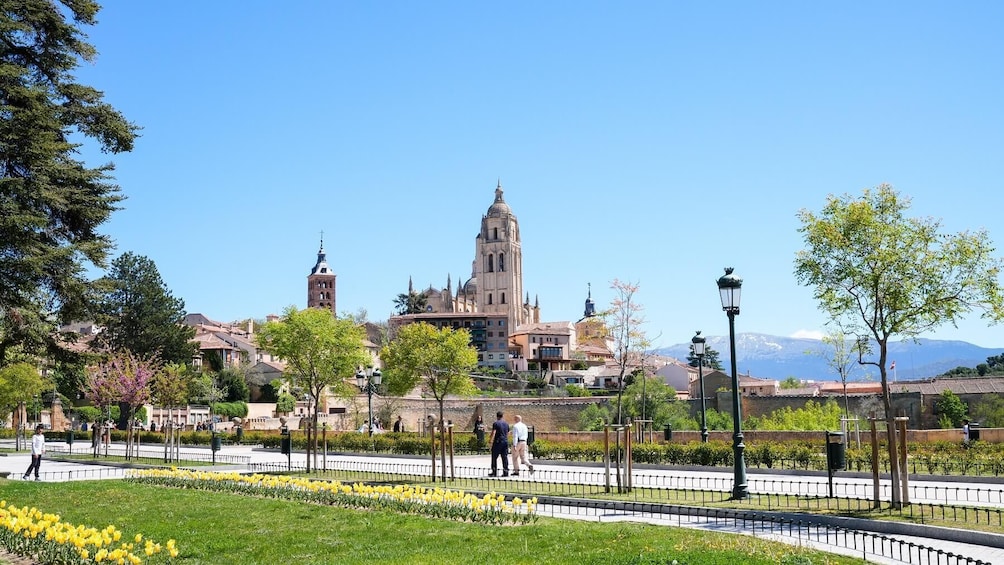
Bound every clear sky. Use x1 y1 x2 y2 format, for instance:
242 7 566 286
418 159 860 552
72 2 1004 349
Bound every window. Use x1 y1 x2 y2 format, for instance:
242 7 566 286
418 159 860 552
499 253 505 272
487 294 493 305
488 255 494 272
501 292 506 304
499 320 505 326
488 354 494 360
493 227 498 240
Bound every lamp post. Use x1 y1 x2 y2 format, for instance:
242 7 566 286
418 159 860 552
692 331 708 443
717 267 748 499
355 367 382 437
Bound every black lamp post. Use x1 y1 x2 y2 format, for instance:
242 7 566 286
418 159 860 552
717 267 748 499
692 331 708 444
355 367 382 437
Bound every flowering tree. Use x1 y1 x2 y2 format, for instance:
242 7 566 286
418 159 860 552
86 351 160 459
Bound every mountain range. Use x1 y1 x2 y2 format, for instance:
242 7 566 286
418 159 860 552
653 333 1004 381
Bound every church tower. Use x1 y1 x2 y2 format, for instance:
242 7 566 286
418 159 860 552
307 237 336 314
474 181 527 329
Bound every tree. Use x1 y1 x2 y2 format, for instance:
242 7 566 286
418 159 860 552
621 375 679 429
934 390 968 428
151 362 191 463
0 362 49 449
95 252 196 365
687 343 723 370
0 1 137 361
779 377 801 389
602 278 649 493
795 184 1004 508
86 350 158 459
393 291 428 315
217 366 250 403
256 306 368 472
819 328 858 418
380 322 478 481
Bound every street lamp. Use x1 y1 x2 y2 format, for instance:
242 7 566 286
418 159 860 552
717 267 748 499
355 367 382 437
692 331 708 444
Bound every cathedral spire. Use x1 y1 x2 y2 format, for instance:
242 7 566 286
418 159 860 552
408 276 413 293
583 282 596 318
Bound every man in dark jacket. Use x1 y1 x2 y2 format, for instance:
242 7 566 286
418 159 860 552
487 411 510 477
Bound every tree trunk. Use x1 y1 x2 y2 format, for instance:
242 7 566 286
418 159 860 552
438 404 447 482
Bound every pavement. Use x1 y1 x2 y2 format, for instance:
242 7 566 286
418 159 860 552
3 439 1003 564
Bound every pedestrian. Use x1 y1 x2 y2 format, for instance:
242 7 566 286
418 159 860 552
23 424 45 480
963 418 972 446
487 411 510 477
510 414 534 476
473 415 486 450
393 415 403 433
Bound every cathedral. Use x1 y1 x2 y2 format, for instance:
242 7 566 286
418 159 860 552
411 181 541 331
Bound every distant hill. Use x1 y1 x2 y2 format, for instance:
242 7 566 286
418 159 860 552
653 333 1004 381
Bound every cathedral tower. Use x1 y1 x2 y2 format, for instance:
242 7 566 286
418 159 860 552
307 237 336 314
474 181 530 329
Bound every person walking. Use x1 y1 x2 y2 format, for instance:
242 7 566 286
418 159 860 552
473 415 486 450
510 414 534 476
393 415 403 433
23 424 45 480
487 411 510 477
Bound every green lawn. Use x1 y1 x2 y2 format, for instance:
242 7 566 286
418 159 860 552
1 480 867 565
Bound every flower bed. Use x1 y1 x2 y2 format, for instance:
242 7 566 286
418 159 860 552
0 501 178 564
128 468 538 526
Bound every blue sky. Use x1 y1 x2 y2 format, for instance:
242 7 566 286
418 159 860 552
72 2 1004 349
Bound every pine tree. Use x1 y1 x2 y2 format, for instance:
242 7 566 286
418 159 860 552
0 1 138 361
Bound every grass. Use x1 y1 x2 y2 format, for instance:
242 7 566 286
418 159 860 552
1 480 868 565
49 453 217 467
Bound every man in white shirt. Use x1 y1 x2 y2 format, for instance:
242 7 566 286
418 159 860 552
510 414 534 476
23 424 45 480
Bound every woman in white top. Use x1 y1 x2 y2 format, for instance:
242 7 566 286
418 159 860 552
23 424 45 480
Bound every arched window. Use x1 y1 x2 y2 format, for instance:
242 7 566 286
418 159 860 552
488 255 494 273
501 292 506 304
493 227 498 240
318 293 324 300
487 293 493 305
499 253 505 272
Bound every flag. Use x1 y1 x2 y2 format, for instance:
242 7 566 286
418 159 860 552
890 360 896 370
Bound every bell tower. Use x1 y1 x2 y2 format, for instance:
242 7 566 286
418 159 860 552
307 236 336 314
474 180 526 329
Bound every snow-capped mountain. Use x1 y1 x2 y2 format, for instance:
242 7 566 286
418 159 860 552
654 333 1003 381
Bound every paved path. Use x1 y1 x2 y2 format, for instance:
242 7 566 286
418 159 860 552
3 441 1003 564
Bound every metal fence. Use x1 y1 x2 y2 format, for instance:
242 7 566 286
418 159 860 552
46 444 251 465
246 460 991 565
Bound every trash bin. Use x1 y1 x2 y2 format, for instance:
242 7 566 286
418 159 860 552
235 426 244 443
663 425 673 441
826 431 845 471
66 430 74 447
527 425 535 446
969 422 981 442
211 434 222 452
280 435 292 455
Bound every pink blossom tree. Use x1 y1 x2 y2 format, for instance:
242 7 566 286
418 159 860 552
86 350 160 459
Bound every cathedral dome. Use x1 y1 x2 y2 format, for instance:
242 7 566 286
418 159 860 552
487 182 512 218
463 276 477 294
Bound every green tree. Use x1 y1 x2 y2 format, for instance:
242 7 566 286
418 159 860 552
971 394 1004 428
0 362 49 449
687 343 723 370
578 403 611 431
0 1 137 362
795 184 1004 508
779 377 801 389
380 322 478 481
217 366 250 403
95 252 196 365
256 307 368 472
393 291 428 315
934 390 968 428
622 375 677 428
151 362 191 463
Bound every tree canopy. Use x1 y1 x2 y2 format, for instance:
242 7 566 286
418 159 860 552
0 362 49 426
380 322 478 402
393 291 428 315
0 1 138 362
94 252 196 365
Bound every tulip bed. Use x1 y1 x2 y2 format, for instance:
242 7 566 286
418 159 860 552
127 468 538 526
0 500 178 564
